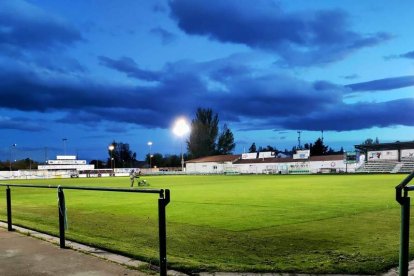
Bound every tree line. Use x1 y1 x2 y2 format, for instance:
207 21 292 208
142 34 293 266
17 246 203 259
248 138 345 157
187 108 235 159
0 158 39 171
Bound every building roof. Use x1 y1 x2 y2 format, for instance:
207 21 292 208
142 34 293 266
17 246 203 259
234 154 344 164
187 154 345 164
355 141 414 151
186 155 241 163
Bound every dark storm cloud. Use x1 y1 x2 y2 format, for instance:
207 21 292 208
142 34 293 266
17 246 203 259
0 68 161 113
385 50 414 60
0 1 82 52
150 27 176 44
209 75 342 120
277 98 414 131
400 51 414 59
346 76 414 92
169 0 391 66
1 54 412 132
0 116 46 131
99 56 161 82
342 74 359 80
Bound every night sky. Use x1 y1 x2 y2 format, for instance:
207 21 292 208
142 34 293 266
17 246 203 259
0 0 413 162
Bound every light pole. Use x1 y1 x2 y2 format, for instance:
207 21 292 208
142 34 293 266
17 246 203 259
147 141 153 168
108 144 114 172
62 138 68 155
173 118 190 172
9 144 16 173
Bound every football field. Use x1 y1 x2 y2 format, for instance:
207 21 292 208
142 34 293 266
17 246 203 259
0 174 409 274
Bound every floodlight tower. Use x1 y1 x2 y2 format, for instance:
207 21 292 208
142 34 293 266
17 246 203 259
173 118 190 172
147 141 153 168
297 131 301 150
9 144 17 172
108 144 115 172
62 138 68 155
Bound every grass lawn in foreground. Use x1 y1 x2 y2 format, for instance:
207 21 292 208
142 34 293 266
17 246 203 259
0 174 410 274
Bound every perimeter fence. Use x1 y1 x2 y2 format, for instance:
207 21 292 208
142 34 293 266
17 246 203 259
0 183 170 276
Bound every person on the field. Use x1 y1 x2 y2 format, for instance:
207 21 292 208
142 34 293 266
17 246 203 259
129 169 136 187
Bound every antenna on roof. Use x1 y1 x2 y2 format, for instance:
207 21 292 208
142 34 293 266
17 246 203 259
62 138 68 155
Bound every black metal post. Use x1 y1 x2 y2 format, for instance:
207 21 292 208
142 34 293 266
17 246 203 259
158 196 167 276
6 186 12 231
58 187 66 248
158 189 170 276
0 183 170 264
399 196 410 276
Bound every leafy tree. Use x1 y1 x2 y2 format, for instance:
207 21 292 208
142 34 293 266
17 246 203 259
144 153 185 167
187 108 237 158
90 160 105 169
0 158 39 170
107 141 137 168
310 138 328 156
187 108 219 158
363 138 374 145
162 154 181 167
249 143 257 153
217 124 235 154
145 153 163 167
362 137 380 146
262 145 275 152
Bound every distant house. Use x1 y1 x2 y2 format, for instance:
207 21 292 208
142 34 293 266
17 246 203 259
38 155 94 171
186 152 361 174
185 155 241 174
234 154 348 174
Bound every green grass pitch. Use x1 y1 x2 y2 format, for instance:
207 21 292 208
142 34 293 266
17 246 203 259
0 174 410 273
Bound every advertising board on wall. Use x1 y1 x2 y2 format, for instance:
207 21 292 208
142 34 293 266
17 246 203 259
242 153 258 159
368 150 398 160
258 151 275 158
56 155 77 160
47 160 87 165
401 149 414 159
345 151 358 163
293 150 310 159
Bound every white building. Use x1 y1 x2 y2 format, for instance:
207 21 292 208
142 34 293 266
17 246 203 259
185 155 241 174
186 153 362 174
38 155 94 171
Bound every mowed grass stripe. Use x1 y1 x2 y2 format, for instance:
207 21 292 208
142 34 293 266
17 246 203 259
0 174 410 273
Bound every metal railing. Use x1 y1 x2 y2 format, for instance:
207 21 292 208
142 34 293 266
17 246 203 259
395 171 414 276
0 183 170 276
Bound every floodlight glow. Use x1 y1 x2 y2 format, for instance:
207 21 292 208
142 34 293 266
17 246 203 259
148 141 153 146
173 118 190 137
108 145 114 151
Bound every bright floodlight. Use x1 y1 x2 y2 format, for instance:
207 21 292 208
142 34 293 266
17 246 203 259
148 141 153 146
173 118 190 137
108 144 114 151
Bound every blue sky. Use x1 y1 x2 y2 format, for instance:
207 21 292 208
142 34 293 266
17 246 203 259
0 0 413 162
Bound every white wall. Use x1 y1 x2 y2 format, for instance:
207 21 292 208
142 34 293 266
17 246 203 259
234 163 289 174
187 159 361 174
186 162 224 174
367 150 398 161
0 168 132 180
0 170 72 180
402 149 414 159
